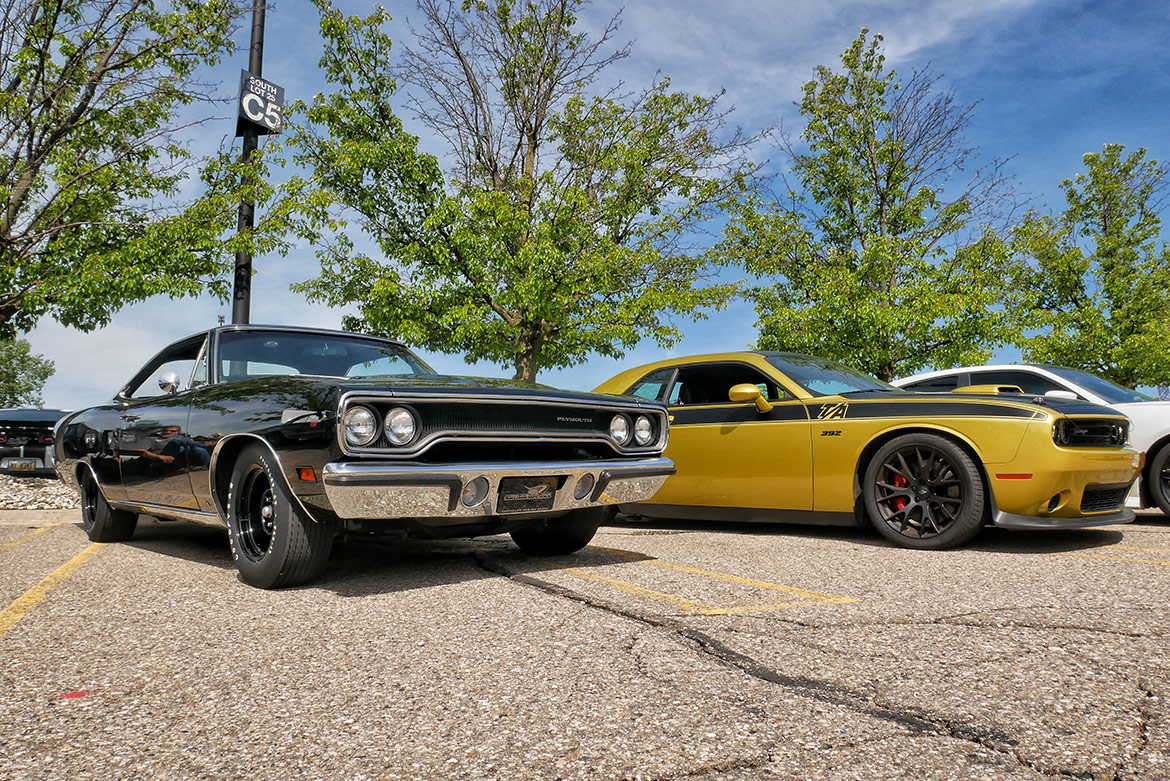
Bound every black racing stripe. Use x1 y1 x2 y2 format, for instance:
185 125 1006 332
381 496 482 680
810 400 1039 420
670 403 809 426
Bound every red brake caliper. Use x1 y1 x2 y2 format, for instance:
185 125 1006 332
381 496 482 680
892 474 908 512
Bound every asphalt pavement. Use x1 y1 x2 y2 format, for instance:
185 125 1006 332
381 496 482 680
1 510 1167 780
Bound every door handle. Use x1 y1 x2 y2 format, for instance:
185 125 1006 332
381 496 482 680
120 414 140 422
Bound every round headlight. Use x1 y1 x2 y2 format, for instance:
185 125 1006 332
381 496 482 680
344 405 379 447
384 407 417 446
633 415 653 446
610 414 631 445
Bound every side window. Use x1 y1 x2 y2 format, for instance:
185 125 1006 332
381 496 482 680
122 335 207 399
626 367 676 402
669 364 783 406
902 375 962 392
130 358 198 398
971 370 1069 397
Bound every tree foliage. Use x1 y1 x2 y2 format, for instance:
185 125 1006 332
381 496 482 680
1011 144 1170 388
292 0 755 382
0 338 53 407
0 0 299 338
715 31 1015 381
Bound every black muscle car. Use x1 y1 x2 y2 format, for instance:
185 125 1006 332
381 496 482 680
56 325 674 588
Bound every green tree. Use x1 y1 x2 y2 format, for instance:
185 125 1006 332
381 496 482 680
0 0 300 338
715 31 1015 381
0 339 53 407
1011 145 1170 388
291 0 754 382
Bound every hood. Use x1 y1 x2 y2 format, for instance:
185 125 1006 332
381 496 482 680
325 374 659 407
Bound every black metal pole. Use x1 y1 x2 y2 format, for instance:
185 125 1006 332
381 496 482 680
232 1 266 325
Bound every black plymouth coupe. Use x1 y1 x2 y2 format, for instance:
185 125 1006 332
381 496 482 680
56 325 674 588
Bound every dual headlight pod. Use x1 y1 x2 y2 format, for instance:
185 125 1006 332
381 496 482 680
343 405 418 448
609 413 657 447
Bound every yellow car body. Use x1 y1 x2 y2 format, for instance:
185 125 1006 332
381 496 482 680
594 352 1143 548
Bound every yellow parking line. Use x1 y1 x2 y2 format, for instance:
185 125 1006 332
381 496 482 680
0 525 59 555
1055 551 1170 567
590 546 859 603
1104 544 1170 554
0 543 106 639
534 560 711 611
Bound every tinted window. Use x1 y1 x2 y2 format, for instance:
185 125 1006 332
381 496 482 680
217 331 433 382
669 364 783 406
1045 366 1155 404
626 367 676 402
968 370 1065 396
902 375 963 392
765 355 893 396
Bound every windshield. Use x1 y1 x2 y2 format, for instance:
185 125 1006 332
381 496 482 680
217 330 434 382
1045 366 1155 404
765 354 897 397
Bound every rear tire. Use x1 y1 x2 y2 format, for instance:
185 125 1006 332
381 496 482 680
79 470 137 542
510 507 608 556
1146 444 1170 516
863 433 985 550
226 444 334 588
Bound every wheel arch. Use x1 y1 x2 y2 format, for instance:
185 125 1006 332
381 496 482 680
1139 433 1170 508
853 425 994 518
208 434 320 523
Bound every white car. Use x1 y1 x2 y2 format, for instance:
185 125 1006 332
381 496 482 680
894 365 1170 515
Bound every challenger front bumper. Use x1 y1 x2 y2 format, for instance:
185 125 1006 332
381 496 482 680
321 457 675 520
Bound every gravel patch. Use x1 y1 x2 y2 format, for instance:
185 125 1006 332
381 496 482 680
0 474 78 510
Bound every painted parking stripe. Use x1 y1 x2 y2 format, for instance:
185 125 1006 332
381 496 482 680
1055 551 1170 567
0 543 106 639
526 547 857 615
1103 544 1170 554
0 525 64 555
591 546 859 603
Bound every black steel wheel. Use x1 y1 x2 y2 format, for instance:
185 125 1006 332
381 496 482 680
226 443 335 589
510 507 609 556
1146 444 1170 516
863 433 985 549
78 469 137 543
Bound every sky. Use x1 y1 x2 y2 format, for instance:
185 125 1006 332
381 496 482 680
26 0 1170 410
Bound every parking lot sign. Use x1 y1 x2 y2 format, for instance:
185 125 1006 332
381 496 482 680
236 69 283 136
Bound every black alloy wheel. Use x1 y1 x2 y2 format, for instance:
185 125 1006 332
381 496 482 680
226 443 335 589
863 433 985 549
78 470 137 543
235 463 277 563
1146 444 1170 516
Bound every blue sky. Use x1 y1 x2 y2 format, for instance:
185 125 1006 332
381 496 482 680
27 0 1170 410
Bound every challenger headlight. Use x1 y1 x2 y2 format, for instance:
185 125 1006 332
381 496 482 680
609 414 631 445
633 415 654 446
384 407 417 446
344 405 379 447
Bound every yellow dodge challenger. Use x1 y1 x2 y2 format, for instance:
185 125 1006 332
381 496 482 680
594 352 1143 549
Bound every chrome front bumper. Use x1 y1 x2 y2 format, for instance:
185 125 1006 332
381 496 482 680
321 457 675 520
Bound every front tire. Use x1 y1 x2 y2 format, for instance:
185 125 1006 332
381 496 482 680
510 507 608 556
863 433 985 550
226 444 334 588
1145 444 1170 516
79 470 137 542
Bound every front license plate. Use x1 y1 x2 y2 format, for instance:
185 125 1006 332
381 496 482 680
5 459 37 472
497 476 558 514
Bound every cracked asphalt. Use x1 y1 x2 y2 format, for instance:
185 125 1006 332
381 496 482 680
1 511 1168 780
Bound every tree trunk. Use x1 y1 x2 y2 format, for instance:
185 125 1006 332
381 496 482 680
512 328 545 383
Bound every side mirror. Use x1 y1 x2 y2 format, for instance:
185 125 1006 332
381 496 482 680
158 371 182 395
1044 389 1078 401
729 383 773 413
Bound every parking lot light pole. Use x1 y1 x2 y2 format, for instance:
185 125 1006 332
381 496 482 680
232 1 266 325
